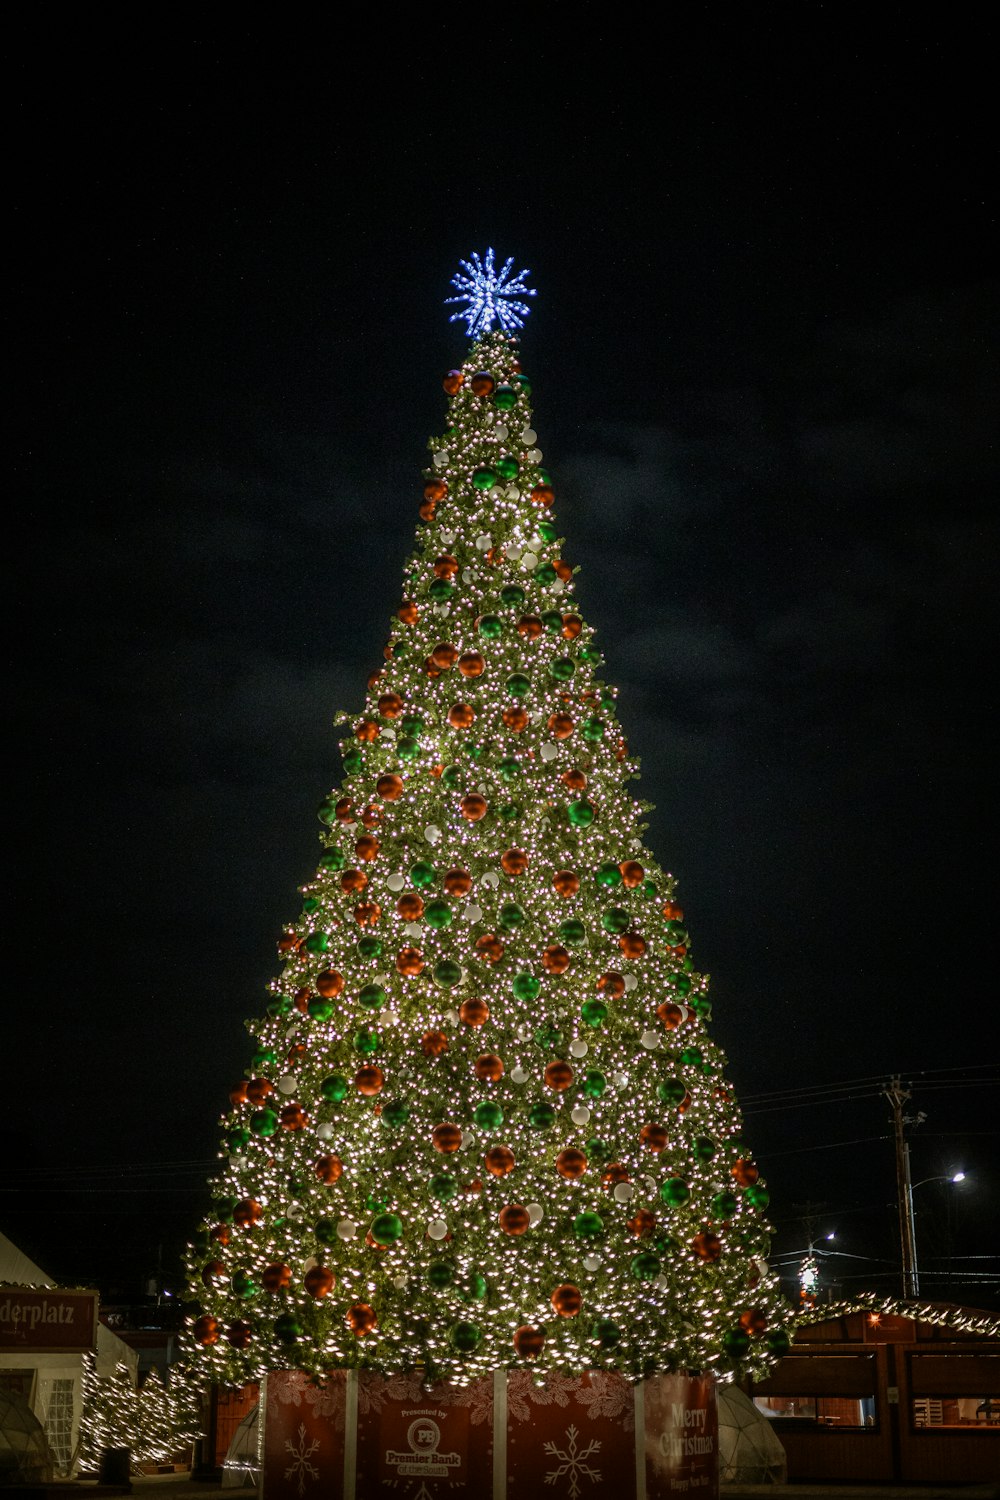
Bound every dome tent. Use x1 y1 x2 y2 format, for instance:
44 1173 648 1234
221 1402 260 1489
718 1382 787 1484
0 1389 53 1485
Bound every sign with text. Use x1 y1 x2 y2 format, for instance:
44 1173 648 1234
0 1288 99 1353
644 1374 718 1497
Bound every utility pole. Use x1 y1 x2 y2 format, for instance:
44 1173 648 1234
883 1076 924 1299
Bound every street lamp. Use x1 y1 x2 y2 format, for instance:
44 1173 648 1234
903 1172 967 1298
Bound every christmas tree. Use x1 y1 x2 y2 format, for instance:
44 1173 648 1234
185 253 793 1387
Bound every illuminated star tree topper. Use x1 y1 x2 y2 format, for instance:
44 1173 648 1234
445 248 536 339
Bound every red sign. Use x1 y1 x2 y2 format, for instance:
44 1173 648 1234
644 1374 718 1497
0 1289 99 1354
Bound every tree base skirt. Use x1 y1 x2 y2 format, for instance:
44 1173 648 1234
262 1366 718 1499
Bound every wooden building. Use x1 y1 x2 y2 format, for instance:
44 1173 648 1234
750 1304 999 1485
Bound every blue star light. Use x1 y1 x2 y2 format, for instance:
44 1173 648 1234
445 249 536 339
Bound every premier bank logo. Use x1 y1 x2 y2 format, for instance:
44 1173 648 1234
385 1410 462 1479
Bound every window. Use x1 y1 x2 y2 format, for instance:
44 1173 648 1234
44 1379 75 1474
755 1395 876 1430
911 1394 1000 1430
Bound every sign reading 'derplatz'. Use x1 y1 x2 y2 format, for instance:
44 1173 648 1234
0 1289 99 1354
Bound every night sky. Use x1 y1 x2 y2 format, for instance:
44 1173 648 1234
10 18 998 1312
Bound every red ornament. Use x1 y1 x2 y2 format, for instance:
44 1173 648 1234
442 370 464 396
502 705 528 731
459 997 490 1027
475 934 504 964
421 1029 449 1057
562 768 588 791
227 1320 252 1348
433 556 459 579
396 893 424 920
662 901 684 921
530 484 555 507
485 1145 515 1177
201 1261 226 1288
335 797 354 823
620 860 645 888
305 1266 335 1299
261 1263 291 1292
341 868 367 893
377 774 404 801
517 614 543 639
547 712 575 740
355 1066 384 1096
246 1078 273 1105
555 1149 588 1180
424 478 448 501
355 835 380 862
732 1159 760 1187
448 702 475 729
602 1164 631 1190
432 1122 462 1153
639 1123 669 1152
541 945 571 974
432 641 458 668
398 601 419 625
627 1209 657 1238
500 848 528 875
692 1230 723 1262
355 719 379 742
620 932 646 959
232 1198 263 1228
596 971 625 997
460 794 488 821
657 1001 686 1030
544 1060 574 1091
499 1204 530 1235
513 1325 545 1359
315 970 345 998
209 1224 231 1246
458 651 485 677
551 1283 582 1316
552 870 580 897
474 1053 504 1082
192 1315 220 1346
396 945 424 975
279 1103 308 1130
561 614 583 640
444 868 473 896
346 1302 377 1335
470 371 495 396
354 901 381 927
313 1154 343 1184
739 1306 768 1335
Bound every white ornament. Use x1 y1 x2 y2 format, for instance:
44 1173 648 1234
286 1202 304 1222
569 1039 589 1058
381 726 397 742
520 550 538 571
613 1182 634 1203
641 1029 660 1050
494 424 509 440
571 1105 591 1126
643 1175 658 1195
443 1008 460 1026
393 1274 408 1290
464 903 483 922
432 601 451 617
404 922 423 939
316 1122 335 1141
462 568 477 584
528 447 542 462
505 484 521 500
521 427 537 445
475 533 492 552
229 1155 248 1169
654 1274 669 1290
551 578 566 595
510 1066 528 1084
540 742 558 761
527 1203 544 1226
277 1073 297 1095
387 873 406 892
425 824 442 844
613 1072 628 1088
481 871 500 889
583 1254 602 1271
624 974 638 992
336 1218 357 1240
440 530 457 546
489 486 504 501
379 1010 399 1027
506 543 523 560
427 1218 449 1241
433 449 449 467
530 710 545 724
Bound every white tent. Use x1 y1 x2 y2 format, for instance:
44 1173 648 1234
717 1382 788 1484
222 1403 260 1489
0 1230 137 1476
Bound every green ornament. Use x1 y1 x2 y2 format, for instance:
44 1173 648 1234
227 1128 251 1152
359 983 387 1010
600 689 615 710
430 1173 456 1201
515 374 532 396
381 1099 411 1128
499 902 526 930
317 798 339 825
689 994 712 1019
679 1046 703 1067
462 1272 488 1302
582 1070 607 1099
537 521 557 543
506 672 531 697
558 917 586 944
712 1192 739 1219
391 641 408 658
357 935 382 958
472 467 497 491
266 995 293 1018
670 974 693 996
630 1252 662 1280
308 996 334 1021
478 614 503 639
304 931 332 954
693 1136 717 1162
585 1136 610 1161
534 1024 563 1050
451 1320 482 1352
498 757 522 781
722 1328 751 1359
501 583 526 607
512 972 540 1001
581 717 605 741
321 1073 349 1103
578 646 601 664
215 1198 237 1222
410 861 437 888
591 1318 622 1348
642 879 658 900
745 1184 771 1210
494 384 517 410
424 898 453 930
274 1312 303 1343
342 748 363 774
534 562 557 586
601 907 630 934
595 862 622 888
428 1261 454 1288
660 1178 691 1207
433 959 463 988
370 1212 403 1245
428 579 454 602
549 656 575 681
474 1101 504 1131
664 920 689 945
397 735 421 761
442 764 463 789
766 1329 791 1358
250 1109 278 1137
574 1211 605 1240
499 802 522 821
528 1102 556 1130
353 1028 379 1054
541 610 563 634
580 998 608 1027
568 800 595 827
301 896 319 915
314 1217 337 1244
496 455 519 480
400 713 424 735
249 1048 276 1071
536 466 551 482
